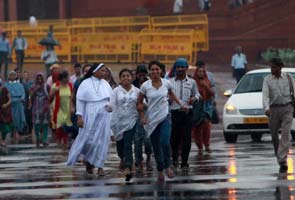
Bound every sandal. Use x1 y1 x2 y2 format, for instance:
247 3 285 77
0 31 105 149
85 161 94 174
166 167 175 179
157 172 165 182
97 168 105 176
124 168 133 182
205 147 212 153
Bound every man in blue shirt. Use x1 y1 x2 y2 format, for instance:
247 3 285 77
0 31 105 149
0 32 11 80
12 30 28 73
231 46 247 83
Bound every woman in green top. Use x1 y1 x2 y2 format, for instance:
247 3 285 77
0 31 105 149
49 70 73 148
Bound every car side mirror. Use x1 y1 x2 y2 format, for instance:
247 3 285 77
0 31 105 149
224 89 232 97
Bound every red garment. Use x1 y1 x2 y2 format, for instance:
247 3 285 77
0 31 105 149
56 127 68 145
0 87 12 123
192 121 211 150
52 71 59 83
193 68 214 101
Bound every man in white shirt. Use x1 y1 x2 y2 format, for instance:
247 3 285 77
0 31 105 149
231 46 247 83
173 0 183 14
262 58 295 173
70 63 82 84
12 30 28 73
170 58 200 170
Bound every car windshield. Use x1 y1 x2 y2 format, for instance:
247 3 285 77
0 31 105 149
234 72 295 94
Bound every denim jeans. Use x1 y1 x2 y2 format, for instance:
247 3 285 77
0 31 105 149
134 119 153 165
116 123 136 169
150 116 172 172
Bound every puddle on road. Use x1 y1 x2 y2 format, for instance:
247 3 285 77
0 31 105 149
2 141 295 199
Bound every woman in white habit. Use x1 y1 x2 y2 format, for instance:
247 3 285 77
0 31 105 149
67 63 113 175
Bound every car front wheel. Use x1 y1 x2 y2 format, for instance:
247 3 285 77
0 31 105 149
223 131 238 143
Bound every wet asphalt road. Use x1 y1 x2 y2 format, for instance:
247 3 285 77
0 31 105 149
0 71 295 199
1 134 295 199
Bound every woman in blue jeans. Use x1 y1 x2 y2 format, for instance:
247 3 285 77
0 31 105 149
132 64 153 172
111 68 140 181
137 61 185 182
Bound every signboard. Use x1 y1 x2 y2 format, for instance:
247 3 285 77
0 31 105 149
81 42 131 55
141 42 192 55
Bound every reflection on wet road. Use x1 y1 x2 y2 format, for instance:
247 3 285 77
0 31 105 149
0 72 294 199
0 133 295 199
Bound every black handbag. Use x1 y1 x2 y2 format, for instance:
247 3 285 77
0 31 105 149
211 101 220 124
286 73 295 117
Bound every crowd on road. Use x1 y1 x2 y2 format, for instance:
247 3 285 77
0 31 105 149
0 25 293 181
0 57 219 182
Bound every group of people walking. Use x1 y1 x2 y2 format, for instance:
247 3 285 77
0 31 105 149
66 58 216 182
1 53 292 181
0 57 216 182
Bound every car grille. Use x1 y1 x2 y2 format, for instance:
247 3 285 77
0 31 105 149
227 124 269 130
239 109 265 115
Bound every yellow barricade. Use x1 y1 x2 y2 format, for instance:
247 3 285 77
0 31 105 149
151 14 208 27
151 14 209 51
0 14 208 64
73 33 138 63
71 16 151 34
139 29 195 64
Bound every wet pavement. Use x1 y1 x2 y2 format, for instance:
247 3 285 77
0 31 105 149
1 71 295 199
1 134 295 199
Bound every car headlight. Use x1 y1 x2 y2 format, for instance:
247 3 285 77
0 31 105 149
225 104 237 114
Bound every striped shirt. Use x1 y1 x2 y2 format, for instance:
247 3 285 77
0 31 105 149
169 76 200 110
262 72 295 110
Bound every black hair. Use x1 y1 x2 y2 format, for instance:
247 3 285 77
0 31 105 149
148 60 162 71
35 73 44 82
74 62 82 68
119 68 132 78
196 60 205 67
136 64 148 74
82 64 92 74
2 32 6 41
159 62 166 74
58 70 69 81
105 67 117 88
270 57 284 67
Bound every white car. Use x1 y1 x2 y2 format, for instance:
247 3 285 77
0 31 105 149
223 68 295 143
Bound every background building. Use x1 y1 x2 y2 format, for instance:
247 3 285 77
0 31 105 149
1 0 295 64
